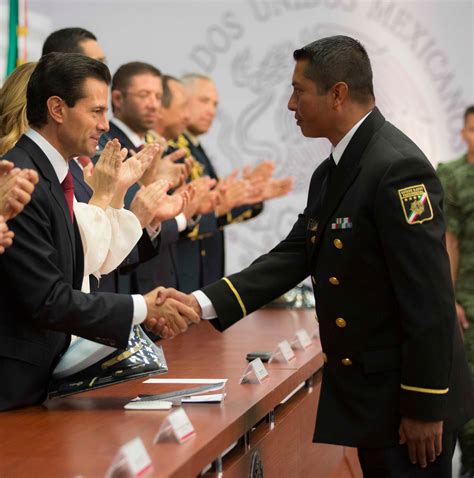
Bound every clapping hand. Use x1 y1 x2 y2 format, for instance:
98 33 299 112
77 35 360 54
130 179 171 228
0 215 14 254
84 139 124 209
140 148 193 189
0 160 38 220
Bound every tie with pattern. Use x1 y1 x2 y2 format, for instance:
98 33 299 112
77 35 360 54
61 170 74 222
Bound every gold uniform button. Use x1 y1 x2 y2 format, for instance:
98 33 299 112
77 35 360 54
311 235 316 244
329 276 340 285
333 239 343 249
335 318 346 328
201 249 206 257
341 358 352 366
322 352 327 363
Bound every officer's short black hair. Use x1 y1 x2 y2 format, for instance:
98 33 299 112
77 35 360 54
42 27 97 56
27 52 111 128
464 105 474 124
162 75 180 109
293 35 374 105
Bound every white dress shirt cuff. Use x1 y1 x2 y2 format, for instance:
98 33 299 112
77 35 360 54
175 213 187 232
146 224 161 243
192 290 217 319
132 294 147 324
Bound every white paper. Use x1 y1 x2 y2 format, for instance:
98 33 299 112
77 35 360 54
143 378 228 385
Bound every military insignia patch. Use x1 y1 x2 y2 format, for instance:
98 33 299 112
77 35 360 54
398 184 434 225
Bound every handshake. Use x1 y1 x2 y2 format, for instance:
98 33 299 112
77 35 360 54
143 287 202 338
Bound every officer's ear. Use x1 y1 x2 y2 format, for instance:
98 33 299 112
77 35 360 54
331 82 349 109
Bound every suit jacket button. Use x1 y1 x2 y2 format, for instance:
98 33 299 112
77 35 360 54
341 358 352 366
329 276 340 285
311 235 316 244
201 249 206 257
333 239 343 249
335 317 346 328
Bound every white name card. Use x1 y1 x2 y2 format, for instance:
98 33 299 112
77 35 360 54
294 328 313 349
106 437 152 478
239 358 269 384
155 408 196 444
269 340 295 363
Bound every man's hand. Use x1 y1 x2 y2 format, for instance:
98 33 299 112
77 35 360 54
181 176 217 219
399 417 443 468
143 287 201 338
155 287 202 318
0 160 38 220
84 139 123 209
455 302 469 333
140 148 192 189
150 184 195 225
130 179 171 228
0 215 14 253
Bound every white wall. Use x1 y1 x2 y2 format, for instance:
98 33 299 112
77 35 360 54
2 0 473 273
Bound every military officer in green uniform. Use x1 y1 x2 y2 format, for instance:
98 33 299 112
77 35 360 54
437 105 474 478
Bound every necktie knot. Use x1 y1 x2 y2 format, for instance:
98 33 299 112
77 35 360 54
61 170 74 222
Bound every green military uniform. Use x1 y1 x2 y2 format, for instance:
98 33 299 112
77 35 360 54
438 155 474 474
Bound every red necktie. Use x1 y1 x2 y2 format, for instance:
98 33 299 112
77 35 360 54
61 170 74 222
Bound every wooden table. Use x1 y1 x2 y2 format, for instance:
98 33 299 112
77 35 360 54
0 309 362 478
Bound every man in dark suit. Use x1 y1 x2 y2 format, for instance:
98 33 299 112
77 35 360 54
170 74 264 293
158 36 474 476
42 32 167 296
0 52 197 411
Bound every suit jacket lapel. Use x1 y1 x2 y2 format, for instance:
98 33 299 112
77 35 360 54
16 136 77 266
309 108 386 265
69 159 93 201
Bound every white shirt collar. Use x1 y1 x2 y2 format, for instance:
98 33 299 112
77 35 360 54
331 110 372 165
24 128 69 183
111 117 143 149
185 130 200 147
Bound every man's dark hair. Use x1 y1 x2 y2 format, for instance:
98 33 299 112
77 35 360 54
111 62 162 92
27 52 111 128
464 105 474 124
293 35 374 104
42 27 97 56
162 75 180 109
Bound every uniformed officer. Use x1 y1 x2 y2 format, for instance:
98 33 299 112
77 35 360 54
437 105 474 478
157 36 474 477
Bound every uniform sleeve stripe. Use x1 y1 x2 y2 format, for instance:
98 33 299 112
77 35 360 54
400 384 449 395
222 277 247 317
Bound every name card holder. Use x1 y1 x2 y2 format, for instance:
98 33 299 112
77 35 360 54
154 407 196 444
291 328 313 350
106 437 152 478
239 358 269 384
268 340 296 363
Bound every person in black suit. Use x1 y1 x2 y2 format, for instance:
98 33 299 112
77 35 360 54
158 36 474 476
100 64 193 294
0 52 198 411
169 74 265 293
42 31 169 296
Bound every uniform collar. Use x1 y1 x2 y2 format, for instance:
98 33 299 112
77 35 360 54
184 130 201 147
24 128 69 182
331 110 373 165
